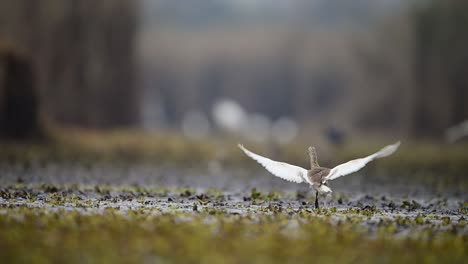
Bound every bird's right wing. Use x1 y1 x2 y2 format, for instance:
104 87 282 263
238 144 307 183
325 141 400 181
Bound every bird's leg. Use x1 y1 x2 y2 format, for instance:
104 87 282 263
314 190 319 209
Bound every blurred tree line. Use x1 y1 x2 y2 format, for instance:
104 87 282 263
356 0 468 139
0 0 467 140
410 0 468 138
0 0 138 139
141 0 468 139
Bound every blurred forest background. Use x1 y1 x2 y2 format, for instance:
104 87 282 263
0 0 467 144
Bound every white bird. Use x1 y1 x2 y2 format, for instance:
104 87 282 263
238 141 400 208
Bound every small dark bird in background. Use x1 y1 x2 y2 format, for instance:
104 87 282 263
325 126 346 147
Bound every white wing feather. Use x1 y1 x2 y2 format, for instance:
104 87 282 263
238 144 307 183
326 141 401 181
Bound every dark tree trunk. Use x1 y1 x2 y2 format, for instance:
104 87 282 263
0 49 42 139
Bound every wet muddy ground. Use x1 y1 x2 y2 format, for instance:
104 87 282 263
1 164 466 237
1 184 466 235
0 163 466 263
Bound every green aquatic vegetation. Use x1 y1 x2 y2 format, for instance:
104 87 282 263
425 213 436 219
437 199 448 206
0 182 467 263
442 217 451 225
27 196 36 203
83 199 93 207
378 223 397 234
170 205 180 210
415 214 425 225
134 186 149 196
250 187 261 200
47 193 67 206
264 204 280 213
388 200 397 209
0 189 12 199
344 207 367 215
411 200 422 209
244 188 285 203
196 193 211 205
149 186 169 197
266 191 280 201
70 194 82 207
312 208 334 216
251 199 265 205
179 188 194 197
400 200 422 211
73 199 94 208
360 208 375 218
202 207 227 215
297 208 312 217
205 188 225 199
459 217 467 227
94 185 111 195
401 200 411 210
40 184 59 193
396 216 412 226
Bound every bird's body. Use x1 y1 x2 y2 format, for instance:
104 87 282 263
238 141 400 208
307 167 331 193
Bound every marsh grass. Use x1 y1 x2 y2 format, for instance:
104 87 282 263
0 129 467 189
1 183 467 263
0 207 466 264
0 129 215 166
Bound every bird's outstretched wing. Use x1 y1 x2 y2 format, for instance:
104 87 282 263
238 144 307 183
326 141 401 181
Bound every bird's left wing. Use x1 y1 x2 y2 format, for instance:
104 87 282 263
326 141 400 181
238 144 307 183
